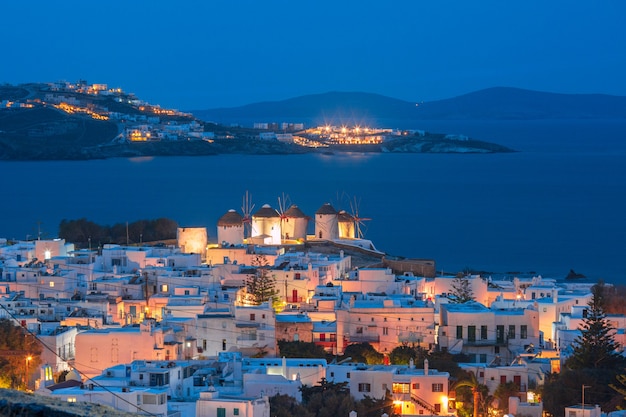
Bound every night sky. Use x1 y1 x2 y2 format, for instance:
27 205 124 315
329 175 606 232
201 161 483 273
2 1 625 110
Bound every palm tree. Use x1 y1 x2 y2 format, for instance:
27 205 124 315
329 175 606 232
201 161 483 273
455 371 481 417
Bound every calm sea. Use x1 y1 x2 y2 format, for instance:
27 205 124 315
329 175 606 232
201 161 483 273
1 119 625 283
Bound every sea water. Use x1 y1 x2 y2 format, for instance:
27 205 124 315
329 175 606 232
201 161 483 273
1 119 625 283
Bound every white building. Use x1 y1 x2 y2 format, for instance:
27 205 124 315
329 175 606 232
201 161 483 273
251 205 281 245
314 203 339 240
217 210 245 246
196 389 269 417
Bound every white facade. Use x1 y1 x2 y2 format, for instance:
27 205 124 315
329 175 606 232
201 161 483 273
337 297 436 354
314 203 339 240
177 227 208 259
196 389 269 417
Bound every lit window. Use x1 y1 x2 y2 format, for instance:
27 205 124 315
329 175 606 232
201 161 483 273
67 398 76 403
49 281 55 287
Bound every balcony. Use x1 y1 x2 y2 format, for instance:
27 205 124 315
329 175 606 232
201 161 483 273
464 338 498 347
348 334 380 343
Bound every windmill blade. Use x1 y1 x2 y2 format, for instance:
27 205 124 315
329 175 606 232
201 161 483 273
348 195 371 239
277 192 291 241
241 191 255 238
277 192 291 217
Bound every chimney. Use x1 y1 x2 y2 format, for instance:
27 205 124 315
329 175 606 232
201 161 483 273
424 359 429 375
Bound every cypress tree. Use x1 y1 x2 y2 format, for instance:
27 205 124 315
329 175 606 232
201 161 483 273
245 254 278 305
449 274 475 303
567 281 624 369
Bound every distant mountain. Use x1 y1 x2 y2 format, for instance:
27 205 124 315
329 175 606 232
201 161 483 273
191 87 626 125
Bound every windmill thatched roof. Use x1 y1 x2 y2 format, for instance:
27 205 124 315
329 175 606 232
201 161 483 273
338 210 354 222
284 204 307 218
316 203 337 215
253 204 280 218
218 209 243 226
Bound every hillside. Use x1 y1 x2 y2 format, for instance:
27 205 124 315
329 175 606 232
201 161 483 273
191 87 626 125
0 389 138 417
10 82 623 159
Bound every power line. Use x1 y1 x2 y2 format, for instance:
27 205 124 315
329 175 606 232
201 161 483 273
0 303 161 417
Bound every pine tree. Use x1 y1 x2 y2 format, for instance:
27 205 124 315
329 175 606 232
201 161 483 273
567 281 624 369
245 254 278 305
449 274 474 303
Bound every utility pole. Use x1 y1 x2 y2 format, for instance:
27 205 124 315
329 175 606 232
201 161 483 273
582 385 591 417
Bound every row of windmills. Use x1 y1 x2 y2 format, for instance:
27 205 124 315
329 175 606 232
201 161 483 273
216 195 370 247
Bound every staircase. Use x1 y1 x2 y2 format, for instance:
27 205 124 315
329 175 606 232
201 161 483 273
411 394 439 415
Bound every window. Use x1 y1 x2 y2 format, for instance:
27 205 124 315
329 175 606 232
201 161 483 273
456 326 463 339
49 281 55 287
435 404 441 413
346 372 350 378
393 383 410 393
358 383 371 392
320 334 326 342
412 383 420 389
469 353 477 363
468 325 476 342
356 327 363 334
250 313 256 321
217 407 226 417
480 354 487 363
521 325 528 339
508 325 516 339
234 408 240 416
481 325 488 340
432 383 444 392
496 325 504 343
383 327 389 336
330 334 336 342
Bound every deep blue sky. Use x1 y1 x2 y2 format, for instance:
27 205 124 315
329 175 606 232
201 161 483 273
2 1 625 110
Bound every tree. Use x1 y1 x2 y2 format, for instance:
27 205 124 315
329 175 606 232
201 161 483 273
449 275 474 303
544 368 624 417
357 390 399 417
342 343 383 365
0 319 42 390
278 340 328 359
245 254 278 305
270 394 313 417
566 281 624 370
389 344 424 365
301 378 356 417
493 381 520 414
454 371 481 417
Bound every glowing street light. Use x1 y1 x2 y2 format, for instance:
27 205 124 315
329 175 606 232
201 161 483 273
25 355 32 390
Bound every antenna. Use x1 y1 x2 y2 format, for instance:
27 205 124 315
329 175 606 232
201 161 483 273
348 195 371 239
241 191 255 239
